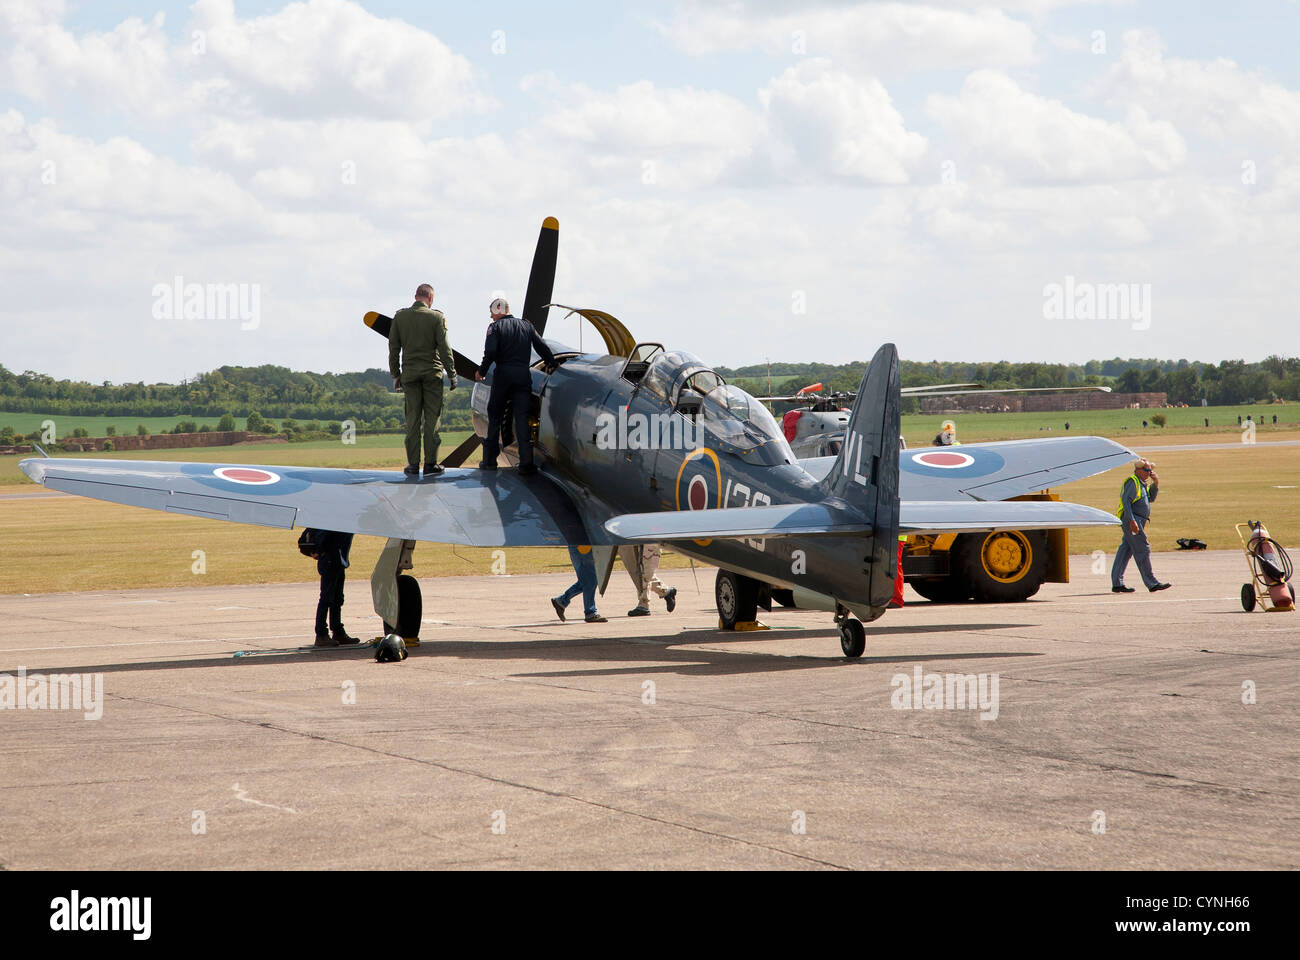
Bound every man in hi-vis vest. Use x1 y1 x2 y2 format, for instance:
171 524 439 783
1111 458 1171 593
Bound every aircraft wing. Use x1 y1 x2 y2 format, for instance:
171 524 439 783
605 502 873 541
899 499 1118 534
18 458 593 547
802 436 1134 501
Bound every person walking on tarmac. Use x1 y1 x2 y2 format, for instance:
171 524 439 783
389 283 457 477
1111 458 1171 593
551 544 608 623
475 298 555 475
619 543 677 617
313 530 359 647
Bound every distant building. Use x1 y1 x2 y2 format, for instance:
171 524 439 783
920 391 1167 414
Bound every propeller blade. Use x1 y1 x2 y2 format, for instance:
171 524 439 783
522 217 559 336
441 431 482 468
362 310 479 381
900 382 982 394
451 350 480 382
363 310 392 338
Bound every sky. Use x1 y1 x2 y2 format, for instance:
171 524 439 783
2 0 1298 384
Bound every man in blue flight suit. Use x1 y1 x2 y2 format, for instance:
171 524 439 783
314 530 360 646
1111 459 1171 594
475 297 555 475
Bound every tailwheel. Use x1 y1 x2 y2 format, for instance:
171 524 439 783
839 619 866 658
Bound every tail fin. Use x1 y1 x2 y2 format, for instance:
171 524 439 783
818 343 901 609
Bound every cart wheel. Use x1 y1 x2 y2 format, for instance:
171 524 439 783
1241 583 1256 612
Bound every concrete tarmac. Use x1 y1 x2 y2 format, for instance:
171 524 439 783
0 550 1295 870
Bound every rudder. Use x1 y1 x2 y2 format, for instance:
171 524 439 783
818 343 901 610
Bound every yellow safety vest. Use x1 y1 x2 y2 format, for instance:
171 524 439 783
1115 474 1144 519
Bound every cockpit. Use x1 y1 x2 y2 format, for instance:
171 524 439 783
629 345 795 463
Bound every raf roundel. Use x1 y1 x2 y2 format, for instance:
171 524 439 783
687 475 709 510
212 467 281 485
911 451 975 470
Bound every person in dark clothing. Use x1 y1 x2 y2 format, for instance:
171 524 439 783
313 530 359 646
475 298 556 474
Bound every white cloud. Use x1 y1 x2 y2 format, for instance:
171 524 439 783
523 76 765 190
927 70 1185 182
664 1 1037 72
1094 29 1300 149
761 60 928 183
0 0 493 123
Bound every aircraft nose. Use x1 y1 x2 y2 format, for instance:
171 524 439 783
19 459 47 484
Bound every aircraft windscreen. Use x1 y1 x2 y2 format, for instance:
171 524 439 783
701 384 792 453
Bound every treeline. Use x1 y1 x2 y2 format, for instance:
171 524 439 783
4 355 1298 431
0 364 473 431
720 356 1300 408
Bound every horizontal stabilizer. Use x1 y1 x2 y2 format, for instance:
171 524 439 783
900 499 1119 534
801 436 1135 503
605 502 872 542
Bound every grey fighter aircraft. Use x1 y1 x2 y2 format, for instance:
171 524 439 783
19 218 1132 657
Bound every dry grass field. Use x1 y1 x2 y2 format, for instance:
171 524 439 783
1 430 1295 595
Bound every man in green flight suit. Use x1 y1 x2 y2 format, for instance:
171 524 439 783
389 283 458 476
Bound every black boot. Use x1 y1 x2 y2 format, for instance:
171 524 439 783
424 462 444 475
403 464 419 477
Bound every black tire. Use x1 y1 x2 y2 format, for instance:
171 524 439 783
715 570 759 629
395 574 422 638
840 619 866 658
1240 583 1256 611
952 530 1047 603
908 577 971 603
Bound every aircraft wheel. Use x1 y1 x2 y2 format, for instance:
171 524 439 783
1241 583 1256 612
954 530 1046 603
394 574 422 638
839 619 866 658
908 577 971 603
715 570 759 629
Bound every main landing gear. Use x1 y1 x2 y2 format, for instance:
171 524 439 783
371 538 422 644
713 569 866 657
